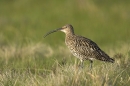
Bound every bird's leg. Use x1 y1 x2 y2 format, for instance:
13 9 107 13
89 60 93 69
79 59 84 68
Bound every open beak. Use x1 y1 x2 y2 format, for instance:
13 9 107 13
44 28 62 38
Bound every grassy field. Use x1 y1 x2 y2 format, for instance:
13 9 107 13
0 0 130 86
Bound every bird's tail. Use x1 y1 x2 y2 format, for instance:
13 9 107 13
96 50 115 63
108 58 115 63
98 56 115 63
101 50 115 63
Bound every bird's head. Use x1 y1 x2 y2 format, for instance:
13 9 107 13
60 24 74 34
44 24 74 38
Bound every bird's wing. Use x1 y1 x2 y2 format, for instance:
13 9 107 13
74 36 110 60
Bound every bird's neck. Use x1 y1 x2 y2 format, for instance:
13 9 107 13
65 32 75 40
65 32 75 37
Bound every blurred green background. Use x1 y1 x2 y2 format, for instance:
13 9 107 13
0 0 130 47
0 0 130 85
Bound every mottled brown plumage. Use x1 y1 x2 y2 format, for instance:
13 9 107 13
44 24 114 68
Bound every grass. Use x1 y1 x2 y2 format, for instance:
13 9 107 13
0 0 130 86
0 41 130 86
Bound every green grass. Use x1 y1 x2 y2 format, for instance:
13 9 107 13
0 41 130 86
0 0 130 86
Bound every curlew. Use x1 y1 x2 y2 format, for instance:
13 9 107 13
44 24 114 68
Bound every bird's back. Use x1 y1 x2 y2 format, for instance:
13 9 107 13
65 35 114 63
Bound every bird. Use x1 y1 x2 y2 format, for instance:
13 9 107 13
44 24 115 68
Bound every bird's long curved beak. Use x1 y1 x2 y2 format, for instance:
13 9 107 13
44 28 62 38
